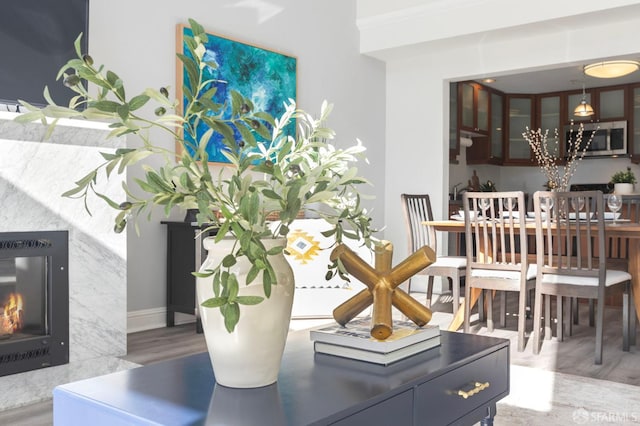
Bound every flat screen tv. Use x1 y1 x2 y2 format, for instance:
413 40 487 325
0 0 89 111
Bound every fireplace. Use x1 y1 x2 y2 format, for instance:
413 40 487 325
0 231 69 377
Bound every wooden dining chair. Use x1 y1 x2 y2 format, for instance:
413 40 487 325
532 190 632 364
570 193 639 332
462 191 535 352
401 193 466 312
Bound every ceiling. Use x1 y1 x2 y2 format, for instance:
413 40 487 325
477 62 640 94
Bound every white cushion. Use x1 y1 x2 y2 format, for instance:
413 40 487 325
541 269 631 287
471 264 537 281
429 256 466 269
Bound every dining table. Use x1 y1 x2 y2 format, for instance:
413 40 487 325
423 217 640 332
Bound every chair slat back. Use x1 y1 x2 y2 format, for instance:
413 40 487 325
401 194 436 254
604 194 640 259
462 191 528 273
533 190 605 282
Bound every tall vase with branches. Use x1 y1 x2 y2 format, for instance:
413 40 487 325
522 123 596 191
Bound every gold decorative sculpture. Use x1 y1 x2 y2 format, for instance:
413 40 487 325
331 241 435 340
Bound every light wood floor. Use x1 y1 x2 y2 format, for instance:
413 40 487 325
1 292 638 425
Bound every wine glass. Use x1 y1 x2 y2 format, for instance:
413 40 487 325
571 196 585 220
540 196 554 219
502 197 518 218
479 199 491 218
607 194 623 225
503 197 517 212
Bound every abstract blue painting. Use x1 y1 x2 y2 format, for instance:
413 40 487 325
177 25 297 163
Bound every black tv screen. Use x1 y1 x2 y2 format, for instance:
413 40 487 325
0 0 89 110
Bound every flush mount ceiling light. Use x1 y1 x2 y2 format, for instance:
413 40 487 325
584 60 640 78
574 83 594 117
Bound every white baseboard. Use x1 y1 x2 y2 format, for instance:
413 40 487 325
127 308 195 334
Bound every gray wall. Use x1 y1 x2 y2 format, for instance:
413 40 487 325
87 0 386 325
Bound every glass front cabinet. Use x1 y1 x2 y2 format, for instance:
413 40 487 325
505 95 535 164
536 94 562 158
459 82 490 136
631 84 640 163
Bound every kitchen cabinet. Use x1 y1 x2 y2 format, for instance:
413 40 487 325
505 95 535 164
466 89 504 164
449 82 460 160
536 93 562 158
630 84 640 163
565 86 625 124
565 88 598 124
596 85 627 121
459 81 490 136
456 80 636 166
490 90 504 162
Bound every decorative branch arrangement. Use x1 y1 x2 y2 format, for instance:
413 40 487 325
522 123 596 191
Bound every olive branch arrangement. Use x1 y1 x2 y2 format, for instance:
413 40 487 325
14 19 379 332
522 123 596 191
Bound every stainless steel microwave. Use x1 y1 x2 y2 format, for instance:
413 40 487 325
564 121 627 158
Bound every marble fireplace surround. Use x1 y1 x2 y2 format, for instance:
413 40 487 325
0 112 135 410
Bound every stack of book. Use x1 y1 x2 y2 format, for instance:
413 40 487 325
310 318 441 365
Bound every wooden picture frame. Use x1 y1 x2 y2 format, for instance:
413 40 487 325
175 24 297 164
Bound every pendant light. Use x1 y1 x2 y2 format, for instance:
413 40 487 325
574 83 594 117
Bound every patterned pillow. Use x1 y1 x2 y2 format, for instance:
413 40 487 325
279 219 373 290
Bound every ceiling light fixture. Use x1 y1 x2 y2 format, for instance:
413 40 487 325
584 60 640 78
482 78 496 84
574 83 594 117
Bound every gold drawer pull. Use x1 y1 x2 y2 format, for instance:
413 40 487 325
456 381 490 399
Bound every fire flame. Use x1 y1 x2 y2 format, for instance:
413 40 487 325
1 293 24 335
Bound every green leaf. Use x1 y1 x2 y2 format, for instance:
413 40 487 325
236 296 264 305
266 245 284 255
262 189 282 200
192 270 214 278
74 33 84 57
74 170 98 188
262 270 272 298
230 90 243 115
246 264 260 284
91 100 121 113
129 94 150 111
235 122 257 148
222 254 237 268
93 191 121 209
253 111 275 127
116 103 130 121
222 302 240 332
61 185 85 198
227 273 239 302
201 297 226 308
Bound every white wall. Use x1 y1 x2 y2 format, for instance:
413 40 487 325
358 1 640 261
87 0 386 324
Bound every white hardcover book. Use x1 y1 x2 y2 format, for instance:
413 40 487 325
313 336 441 365
309 318 440 353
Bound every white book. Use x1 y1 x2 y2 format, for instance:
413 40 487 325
314 336 441 365
309 318 440 353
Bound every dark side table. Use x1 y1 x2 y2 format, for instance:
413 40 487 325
161 221 217 333
53 330 509 425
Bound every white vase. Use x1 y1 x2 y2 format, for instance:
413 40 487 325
614 183 634 194
197 237 294 388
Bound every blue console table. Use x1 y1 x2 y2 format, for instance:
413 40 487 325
53 330 509 425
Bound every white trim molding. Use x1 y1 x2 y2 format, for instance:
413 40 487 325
127 308 195 334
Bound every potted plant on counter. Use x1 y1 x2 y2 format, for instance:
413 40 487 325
611 167 636 194
15 19 378 388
